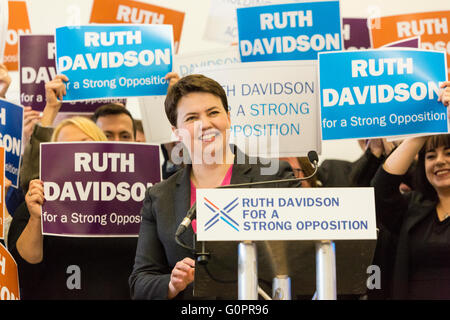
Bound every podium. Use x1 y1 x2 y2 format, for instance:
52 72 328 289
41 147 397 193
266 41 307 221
193 187 378 300
193 239 376 299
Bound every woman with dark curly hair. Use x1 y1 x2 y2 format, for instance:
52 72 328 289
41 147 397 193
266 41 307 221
371 81 450 299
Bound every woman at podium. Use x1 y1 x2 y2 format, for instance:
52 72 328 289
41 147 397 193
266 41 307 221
129 74 301 299
371 81 450 299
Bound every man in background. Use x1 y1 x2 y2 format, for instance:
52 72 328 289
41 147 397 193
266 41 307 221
92 103 136 142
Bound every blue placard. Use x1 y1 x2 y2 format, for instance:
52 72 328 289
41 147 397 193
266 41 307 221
0 99 23 188
55 24 173 101
319 49 448 140
237 1 342 62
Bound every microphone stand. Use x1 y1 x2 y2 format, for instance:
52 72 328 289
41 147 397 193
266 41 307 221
174 152 321 299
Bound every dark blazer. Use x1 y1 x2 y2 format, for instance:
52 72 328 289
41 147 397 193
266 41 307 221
371 166 436 299
317 149 385 188
317 159 354 187
129 150 300 300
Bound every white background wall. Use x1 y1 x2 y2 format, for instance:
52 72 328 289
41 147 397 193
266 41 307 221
5 0 450 163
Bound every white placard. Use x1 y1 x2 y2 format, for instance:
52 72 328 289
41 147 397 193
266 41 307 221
198 60 321 157
196 187 377 241
173 46 241 77
138 95 175 144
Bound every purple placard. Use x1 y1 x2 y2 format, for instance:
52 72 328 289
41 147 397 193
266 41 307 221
383 36 420 49
342 18 371 50
40 142 161 237
19 35 126 112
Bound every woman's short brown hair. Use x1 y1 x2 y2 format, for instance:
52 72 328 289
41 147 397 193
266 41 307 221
164 74 229 127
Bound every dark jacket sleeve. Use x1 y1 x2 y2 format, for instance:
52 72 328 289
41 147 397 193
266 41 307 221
371 166 409 234
20 124 53 193
350 149 385 187
129 188 172 300
7 202 45 298
8 202 31 261
316 159 353 187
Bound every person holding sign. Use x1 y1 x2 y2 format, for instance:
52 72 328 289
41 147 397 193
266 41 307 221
8 118 106 291
8 117 138 299
129 74 300 300
19 75 71 194
0 62 40 245
371 82 450 299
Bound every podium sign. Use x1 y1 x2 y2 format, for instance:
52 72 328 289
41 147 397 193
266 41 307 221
196 187 377 241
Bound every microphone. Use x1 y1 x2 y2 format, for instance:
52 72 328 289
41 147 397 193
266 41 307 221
308 150 319 167
175 151 320 240
175 205 196 237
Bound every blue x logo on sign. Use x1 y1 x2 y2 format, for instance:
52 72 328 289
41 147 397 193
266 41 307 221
203 197 240 231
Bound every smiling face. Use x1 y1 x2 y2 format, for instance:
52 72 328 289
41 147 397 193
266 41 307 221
424 145 450 192
174 92 231 164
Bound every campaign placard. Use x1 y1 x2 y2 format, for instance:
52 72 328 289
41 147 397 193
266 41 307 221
342 18 371 50
3 0 30 71
237 1 342 62
369 11 450 78
89 0 185 53
0 99 23 188
0 243 20 300
40 142 161 237
342 18 420 51
19 34 126 112
199 60 321 158
196 188 377 241
319 49 448 140
55 24 173 101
